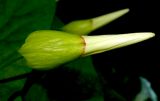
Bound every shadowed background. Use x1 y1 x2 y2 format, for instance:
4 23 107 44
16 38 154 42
56 0 160 100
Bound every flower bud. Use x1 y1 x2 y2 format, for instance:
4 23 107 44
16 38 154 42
19 30 154 70
19 30 84 70
62 8 129 35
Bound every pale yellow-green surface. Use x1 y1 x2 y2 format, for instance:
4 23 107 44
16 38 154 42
62 19 92 35
92 8 129 31
19 30 84 70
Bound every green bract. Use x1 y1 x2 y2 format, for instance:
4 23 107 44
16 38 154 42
62 19 92 35
19 30 84 70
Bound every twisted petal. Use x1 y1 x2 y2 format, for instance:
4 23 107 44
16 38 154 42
83 32 155 56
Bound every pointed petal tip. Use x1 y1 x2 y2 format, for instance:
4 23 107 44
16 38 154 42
92 8 130 30
129 32 155 40
115 8 130 15
122 8 130 13
144 32 155 37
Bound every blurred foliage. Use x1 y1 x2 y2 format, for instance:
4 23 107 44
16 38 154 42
0 0 56 100
25 84 49 101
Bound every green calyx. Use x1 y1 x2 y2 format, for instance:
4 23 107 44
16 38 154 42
19 30 84 70
62 19 92 35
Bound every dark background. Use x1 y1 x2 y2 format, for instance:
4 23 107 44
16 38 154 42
56 0 159 100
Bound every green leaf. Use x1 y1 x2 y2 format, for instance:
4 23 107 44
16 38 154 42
0 0 56 100
66 57 98 77
14 96 22 101
52 16 64 30
84 96 104 101
0 0 56 41
66 57 104 100
25 84 49 101
0 0 56 78
0 79 26 101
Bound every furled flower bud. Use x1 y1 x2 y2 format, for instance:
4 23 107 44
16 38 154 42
62 8 129 35
19 30 155 70
82 32 155 56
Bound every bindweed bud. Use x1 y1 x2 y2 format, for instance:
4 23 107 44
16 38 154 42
19 30 84 70
82 32 155 56
62 8 129 35
19 30 155 70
